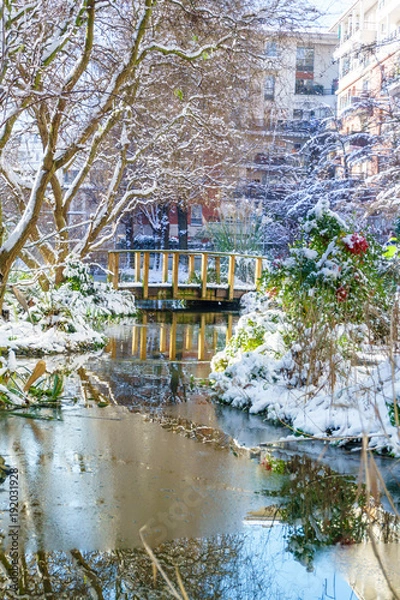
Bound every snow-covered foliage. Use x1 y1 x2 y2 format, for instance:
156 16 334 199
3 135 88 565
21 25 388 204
1 260 136 355
210 201 400 456
211 295 400 456
0 351 65 409
261 199 395 336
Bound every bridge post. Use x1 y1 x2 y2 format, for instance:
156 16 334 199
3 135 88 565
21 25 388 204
214 256 221 284
162 252 169 283
134 252 141 283
188 254 195 282
254 257 263 287
228 255 235 300
108 252 119 289
143 252 150 299
201 253 208 299
172 252 179 298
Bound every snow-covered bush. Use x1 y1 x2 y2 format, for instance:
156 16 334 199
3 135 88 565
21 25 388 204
260 199 395 333
63 259 97 296
1 259 137 354
258 199 397 387
23 258 137 325
209 201 400 455
27 282 135 329
211 307 286 373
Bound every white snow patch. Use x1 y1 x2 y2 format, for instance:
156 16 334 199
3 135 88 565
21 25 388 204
210 293 400 457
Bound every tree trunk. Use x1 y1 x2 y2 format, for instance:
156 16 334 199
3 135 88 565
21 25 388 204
125 215 135 268
177 204 188 250
0 258 14 313
159 205 170 250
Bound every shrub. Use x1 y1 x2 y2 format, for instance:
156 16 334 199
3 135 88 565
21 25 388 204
261 200 396 332
258 199 398 387
63 258 96 296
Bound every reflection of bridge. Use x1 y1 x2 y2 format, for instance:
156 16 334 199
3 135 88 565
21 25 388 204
135 312 234 361
108 250 268 303
106 312 235 362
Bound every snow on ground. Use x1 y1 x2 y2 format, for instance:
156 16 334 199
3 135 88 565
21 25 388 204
210 293 400 457
1 278 136 355
0 319 105 354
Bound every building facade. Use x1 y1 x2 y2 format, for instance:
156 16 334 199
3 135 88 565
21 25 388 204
331 0 400 233
232 29 338 254
333 0 400 115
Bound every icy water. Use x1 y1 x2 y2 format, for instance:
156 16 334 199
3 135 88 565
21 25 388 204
0 311 399 599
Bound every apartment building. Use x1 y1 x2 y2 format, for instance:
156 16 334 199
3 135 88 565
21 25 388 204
330 0 400 233
333 0 400 115
229 29 338 252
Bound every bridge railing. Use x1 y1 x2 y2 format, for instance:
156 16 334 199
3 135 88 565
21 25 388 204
107 249 268 300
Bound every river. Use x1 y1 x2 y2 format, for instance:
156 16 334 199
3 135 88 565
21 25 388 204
0 310 399 599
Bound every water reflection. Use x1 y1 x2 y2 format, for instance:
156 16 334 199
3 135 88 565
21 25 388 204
106 311 235 364
0 312 399 598
255 455 400 571
97 312 237 409
0 530 358 599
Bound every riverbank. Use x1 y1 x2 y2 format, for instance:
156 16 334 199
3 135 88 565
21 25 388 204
209 293 400 458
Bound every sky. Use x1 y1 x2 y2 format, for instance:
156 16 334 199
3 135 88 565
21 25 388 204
311 0 352 28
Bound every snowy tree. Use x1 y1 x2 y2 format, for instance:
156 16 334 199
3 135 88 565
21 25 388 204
261 113 380 256
0 1 236 297
0 0 315 307
362 94 400 225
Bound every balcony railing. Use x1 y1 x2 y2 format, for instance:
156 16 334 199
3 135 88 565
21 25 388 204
295 83 335 96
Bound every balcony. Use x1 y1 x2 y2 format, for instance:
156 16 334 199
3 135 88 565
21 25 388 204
379 0 400 20
334 23 377 59
295 82 336 96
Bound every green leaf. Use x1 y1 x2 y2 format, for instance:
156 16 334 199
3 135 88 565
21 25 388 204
174 88 184 101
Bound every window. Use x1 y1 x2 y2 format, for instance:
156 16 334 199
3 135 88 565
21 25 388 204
296 47 314 73
64 169 79 184
264 75 275 100
293 109 303 119
265 41 278 57
190 205 202 226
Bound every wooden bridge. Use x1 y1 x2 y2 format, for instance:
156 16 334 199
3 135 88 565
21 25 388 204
107 249 268 303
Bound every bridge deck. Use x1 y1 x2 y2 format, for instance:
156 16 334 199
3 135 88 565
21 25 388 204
119 281 254 302
108 250 267 303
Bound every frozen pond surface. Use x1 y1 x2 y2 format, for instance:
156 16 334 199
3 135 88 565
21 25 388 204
0 311 398 598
